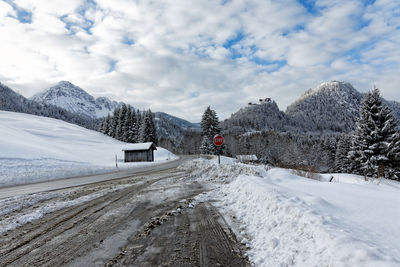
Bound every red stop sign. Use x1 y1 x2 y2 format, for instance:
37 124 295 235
213 135 224 146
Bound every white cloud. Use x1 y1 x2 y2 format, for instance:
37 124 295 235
0 0 399 122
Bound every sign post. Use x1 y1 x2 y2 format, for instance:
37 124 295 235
213 134 224 165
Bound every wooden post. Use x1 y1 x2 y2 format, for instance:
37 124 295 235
115 154 118 168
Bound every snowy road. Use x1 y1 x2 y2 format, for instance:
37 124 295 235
0 160 248 266
0 157 186 199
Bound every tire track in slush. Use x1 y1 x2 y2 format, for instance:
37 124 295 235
0 170 187 267
1 167 249 267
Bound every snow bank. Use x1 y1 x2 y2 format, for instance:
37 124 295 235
178 156 267 183
187 157 400 266
0 111 176 186
212 173 399 266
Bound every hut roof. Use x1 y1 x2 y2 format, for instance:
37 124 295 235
236 154 258 161
122 142 157 151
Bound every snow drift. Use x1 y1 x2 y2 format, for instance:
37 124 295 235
188 157 400 266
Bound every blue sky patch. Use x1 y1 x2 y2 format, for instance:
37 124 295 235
123 36 135 46
282 24 305 36
108 60 117 72
363 0 376 6
4 0 32 23
75 0 96 34
223 31 245 50
341 41 376 65
252 58 287 73
297 0 318 15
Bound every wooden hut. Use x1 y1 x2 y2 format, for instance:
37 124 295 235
122 142 157 162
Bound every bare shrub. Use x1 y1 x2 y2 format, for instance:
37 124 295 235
291 165 322 181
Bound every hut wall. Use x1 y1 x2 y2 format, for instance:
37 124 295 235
124 150 155 162
125 151 147 162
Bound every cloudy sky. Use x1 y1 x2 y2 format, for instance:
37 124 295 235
0 0 399 122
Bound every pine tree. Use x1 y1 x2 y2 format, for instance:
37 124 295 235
104 114 112 136
200 106 221 154
335 135 351 173
99 113 111 135
122 107 131 142
126 106 138 143
384 109 400 179
199 135 215 155
349 88 399 178
115 104 128 141
148 110 158 144
139 110 157 144
136 109 142 128
99 116 107 133
108 107 120 138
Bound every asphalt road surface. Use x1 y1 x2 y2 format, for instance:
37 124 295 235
0 157 185 200
0 159 249 266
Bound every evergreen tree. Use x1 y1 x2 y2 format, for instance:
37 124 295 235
126 106 138 143
104 114 112 136
99 113 111 135
139 110 157 144
108 107 120 138
335 135 351 173
200 106 221 154
199 135 215 154
136 109 142 128
384 109 400 179
99 116 107 133
122 107 131 142
148 110 158 144
349 88 399 178
115 104 128 140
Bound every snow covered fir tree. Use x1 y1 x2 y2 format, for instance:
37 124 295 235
99 104 157 145
139 110 158 144
334 135 352 173
348 88 400 179
199 106 222 155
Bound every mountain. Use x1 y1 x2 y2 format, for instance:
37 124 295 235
222 81 400 135
286 81 400 132
285 81 363 132
155 112 200 140
29 80 201 141
31 81 120 119
0 82 98 130
221 100 295 135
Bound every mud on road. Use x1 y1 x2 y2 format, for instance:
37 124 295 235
0 167 249 266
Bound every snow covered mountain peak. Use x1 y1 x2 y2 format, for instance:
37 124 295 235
300 81 359 100
285 81 364 132
31 81 121 119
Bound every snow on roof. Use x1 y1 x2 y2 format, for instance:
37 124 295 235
122 142 157 151
236 155 258 161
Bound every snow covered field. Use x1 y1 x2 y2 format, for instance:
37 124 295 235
0 111 176 186
180 157 400 266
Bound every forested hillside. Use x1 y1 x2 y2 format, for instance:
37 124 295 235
222 81 400 135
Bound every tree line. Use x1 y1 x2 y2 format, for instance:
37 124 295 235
99 103 157 144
